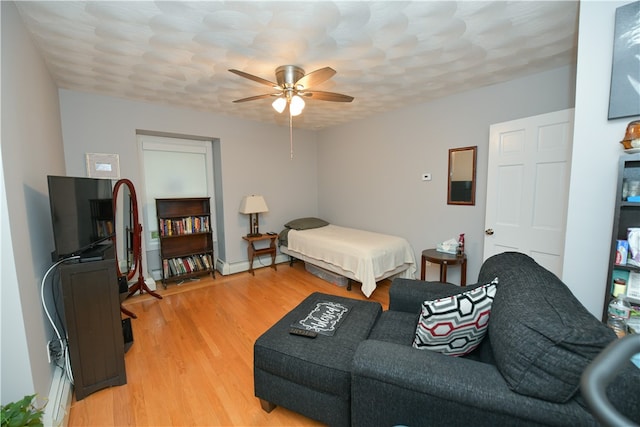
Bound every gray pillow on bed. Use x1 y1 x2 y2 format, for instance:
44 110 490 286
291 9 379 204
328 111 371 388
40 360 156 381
284 217 329 230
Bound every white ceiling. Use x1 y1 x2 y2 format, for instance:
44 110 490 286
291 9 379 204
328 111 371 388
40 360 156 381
14 1 579 130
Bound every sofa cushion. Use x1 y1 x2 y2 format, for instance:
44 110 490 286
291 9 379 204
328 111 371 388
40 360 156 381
412 279 498 356
487 254 616 403
369 310 419 346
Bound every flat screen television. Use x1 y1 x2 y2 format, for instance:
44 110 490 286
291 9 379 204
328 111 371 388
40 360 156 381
47 175 115 260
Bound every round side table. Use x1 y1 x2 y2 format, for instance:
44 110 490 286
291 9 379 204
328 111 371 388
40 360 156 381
421 248 467 286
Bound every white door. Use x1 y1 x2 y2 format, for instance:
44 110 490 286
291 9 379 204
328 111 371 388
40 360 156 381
484 109 574 276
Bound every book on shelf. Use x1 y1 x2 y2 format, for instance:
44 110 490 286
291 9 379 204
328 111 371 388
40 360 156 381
164 253 213 278
159 216 211 237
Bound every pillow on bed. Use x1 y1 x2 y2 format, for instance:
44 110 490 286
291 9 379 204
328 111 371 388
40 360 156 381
413 278 498 356
284 217 329 230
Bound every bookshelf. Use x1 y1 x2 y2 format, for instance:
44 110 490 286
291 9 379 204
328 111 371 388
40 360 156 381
604 153 640 320
156 197 215 288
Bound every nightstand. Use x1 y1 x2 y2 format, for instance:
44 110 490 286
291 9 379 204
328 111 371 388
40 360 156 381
421 248 467 286
243 234 278 275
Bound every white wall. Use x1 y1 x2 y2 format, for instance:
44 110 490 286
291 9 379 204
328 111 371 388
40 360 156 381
317 66 576 284
58 90 320 267
563 1 640 318
1 1 67 404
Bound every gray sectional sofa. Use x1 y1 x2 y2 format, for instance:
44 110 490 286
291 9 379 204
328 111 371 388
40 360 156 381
254 252 640 426
351 252 640 426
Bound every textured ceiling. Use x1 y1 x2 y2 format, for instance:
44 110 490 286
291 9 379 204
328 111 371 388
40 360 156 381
14 1 579 130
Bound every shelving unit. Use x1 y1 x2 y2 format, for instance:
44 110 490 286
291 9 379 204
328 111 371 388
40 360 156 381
604 153 640 321
156 197 215 288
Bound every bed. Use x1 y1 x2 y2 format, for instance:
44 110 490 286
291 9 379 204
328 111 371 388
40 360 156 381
278 218 417 297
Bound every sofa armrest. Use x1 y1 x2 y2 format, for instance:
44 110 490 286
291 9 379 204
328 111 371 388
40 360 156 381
389 278 481 313
351 340 596 427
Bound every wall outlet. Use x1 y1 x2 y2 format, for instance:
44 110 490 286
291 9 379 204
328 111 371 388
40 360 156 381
422 173 432 181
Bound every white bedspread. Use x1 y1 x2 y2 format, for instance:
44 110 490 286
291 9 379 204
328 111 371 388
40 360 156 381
287 224 417 297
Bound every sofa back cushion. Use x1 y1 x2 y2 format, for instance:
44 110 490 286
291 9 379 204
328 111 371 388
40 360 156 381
485 252 616 403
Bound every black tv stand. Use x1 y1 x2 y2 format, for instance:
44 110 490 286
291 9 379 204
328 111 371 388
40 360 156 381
59 255 126 400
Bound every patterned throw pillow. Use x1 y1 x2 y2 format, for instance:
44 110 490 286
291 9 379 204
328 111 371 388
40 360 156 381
413 278 498 356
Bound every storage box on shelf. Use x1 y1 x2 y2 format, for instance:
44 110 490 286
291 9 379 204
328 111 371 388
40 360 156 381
156 197 215 288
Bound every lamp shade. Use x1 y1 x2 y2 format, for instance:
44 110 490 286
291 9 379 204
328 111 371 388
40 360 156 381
272 97 286 114
289 95 305 116
239 195 269 214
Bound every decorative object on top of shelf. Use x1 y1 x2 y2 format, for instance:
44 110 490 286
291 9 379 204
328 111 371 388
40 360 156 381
86 153 120 179
608 1 640 120
239 195 269 237
621 120 640 149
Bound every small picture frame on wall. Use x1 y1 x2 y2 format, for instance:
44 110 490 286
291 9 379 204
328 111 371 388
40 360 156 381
608 1 640 120
86 153 120 179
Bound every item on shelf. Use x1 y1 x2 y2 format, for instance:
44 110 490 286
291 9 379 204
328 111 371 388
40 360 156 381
613 278 627 297
615 240 629 265
627 228 640 266
627 272 640 302
620 120 640 149
627 179 640 199
628 306 640 335
607 294 631 338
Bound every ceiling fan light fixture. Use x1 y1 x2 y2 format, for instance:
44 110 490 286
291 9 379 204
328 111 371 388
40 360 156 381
290 95 305 116
272 97 286 113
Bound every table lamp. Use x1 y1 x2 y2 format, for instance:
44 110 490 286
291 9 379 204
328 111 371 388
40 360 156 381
239 195 269 237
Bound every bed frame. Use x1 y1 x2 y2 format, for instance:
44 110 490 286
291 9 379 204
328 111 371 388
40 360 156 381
279 224 416 297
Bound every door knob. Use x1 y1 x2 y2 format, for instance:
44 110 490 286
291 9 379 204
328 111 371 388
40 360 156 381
485 229 494 235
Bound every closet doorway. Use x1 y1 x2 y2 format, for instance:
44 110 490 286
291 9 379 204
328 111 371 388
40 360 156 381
136 133 223 281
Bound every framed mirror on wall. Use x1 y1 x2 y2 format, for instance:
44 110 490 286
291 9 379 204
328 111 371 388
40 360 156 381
448 146 477 205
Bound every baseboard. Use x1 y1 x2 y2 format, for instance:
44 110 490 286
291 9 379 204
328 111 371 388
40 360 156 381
43 366 72 427
218 254 290 275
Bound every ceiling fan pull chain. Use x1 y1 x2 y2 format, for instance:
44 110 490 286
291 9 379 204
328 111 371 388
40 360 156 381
289 111 294 160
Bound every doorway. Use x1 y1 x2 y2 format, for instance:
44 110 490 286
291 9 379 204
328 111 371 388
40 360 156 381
136 133 224 281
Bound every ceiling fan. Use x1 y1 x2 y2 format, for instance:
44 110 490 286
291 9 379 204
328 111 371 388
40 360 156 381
229 65 354 159
229 65 354 116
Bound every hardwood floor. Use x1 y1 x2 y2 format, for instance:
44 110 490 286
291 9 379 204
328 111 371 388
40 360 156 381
67 261 390 426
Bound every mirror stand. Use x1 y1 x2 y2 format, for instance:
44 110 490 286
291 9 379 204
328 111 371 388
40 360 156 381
113 179 162 315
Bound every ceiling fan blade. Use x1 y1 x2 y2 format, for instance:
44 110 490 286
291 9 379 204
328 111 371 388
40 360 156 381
229 69 279 88
295 67 336 89
305 90 354 102
232 93 278 103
